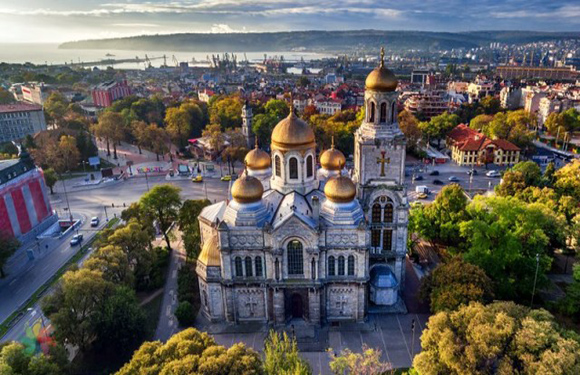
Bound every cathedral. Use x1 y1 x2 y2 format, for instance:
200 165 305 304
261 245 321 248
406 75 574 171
196 49 409 324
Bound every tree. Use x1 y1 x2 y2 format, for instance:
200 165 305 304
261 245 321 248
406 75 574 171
0 342 65 375
478 96 501 115
252 113 278 146
512 161 543 187
115 328 263 375
0 235 20 278
179 199 211 260
42 168 58 195
554 160 580 201
0 88 15 104
398 110 422 152
165 106 192 149
427 112 460 147
142 123 170 161
297 76 310 87
209 96 242 129
92 286 147 356
42 269 111 351
85 245 134 286
202 123 225 156
328 345 390 375
223 128 248 174
413 301 580 375
419 257 493 312
43 92 68 125
139 185 182 250
558 264 580 317
43 135 80 174
130 120 148 154
469 114 493 133
543 161 556 186
264 99 290 120
94 111 125 159
495 170 526 197
174 301 196 326
263 331 311 375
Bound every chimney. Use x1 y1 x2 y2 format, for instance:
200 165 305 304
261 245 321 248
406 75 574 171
312 196 320 226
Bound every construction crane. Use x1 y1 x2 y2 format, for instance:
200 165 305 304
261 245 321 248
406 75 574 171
144 54 152 69
172 55 179 67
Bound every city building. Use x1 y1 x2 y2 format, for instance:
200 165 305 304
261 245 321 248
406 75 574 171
467 78 495 103
91 80 132 107
21 83 50 105
0 149 56 242
411 70 429 86
195 49 408 325
0 103 47 144
314 98 342 115
447 124 521 166
241 101 255 149
404 90 451 119
500 86 522 110
198 89 215 103
537 96 570 126
496 65 579 80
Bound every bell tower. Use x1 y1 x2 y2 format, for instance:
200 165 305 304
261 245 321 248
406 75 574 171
241 100 254 149
353 47 409 295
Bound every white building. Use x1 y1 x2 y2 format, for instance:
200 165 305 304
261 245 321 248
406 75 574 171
0 103 47 143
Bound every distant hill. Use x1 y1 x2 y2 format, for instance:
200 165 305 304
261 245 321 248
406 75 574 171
59 30 580 53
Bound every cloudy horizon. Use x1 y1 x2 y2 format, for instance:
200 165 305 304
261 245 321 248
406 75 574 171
1 0 579 44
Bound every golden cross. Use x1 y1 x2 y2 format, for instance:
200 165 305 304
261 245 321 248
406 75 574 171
376 150 390 177
380 47 385 68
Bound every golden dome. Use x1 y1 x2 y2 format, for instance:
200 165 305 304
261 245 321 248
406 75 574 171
365 47 398 92
231 174 263 203
198 236 220 267
244 144 271 170
271 110 315 151
320 138 346 171
324 175 356 203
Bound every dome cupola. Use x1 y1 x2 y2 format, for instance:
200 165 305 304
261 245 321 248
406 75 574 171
324 173 356 203
231 171 264 204
365 47 398 92
244 139 271 170
271 107 315 151
320 137 346 171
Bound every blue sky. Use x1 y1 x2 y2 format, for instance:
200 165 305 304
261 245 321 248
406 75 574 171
2 0 579 43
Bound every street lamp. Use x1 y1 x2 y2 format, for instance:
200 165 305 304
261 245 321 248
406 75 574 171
531 253 540 308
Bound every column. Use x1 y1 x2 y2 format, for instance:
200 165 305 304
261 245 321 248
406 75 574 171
395 256 404 292
273 288 285 324
21 184 39 227
308 289 320 324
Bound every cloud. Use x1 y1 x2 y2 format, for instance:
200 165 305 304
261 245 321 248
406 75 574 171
111 23 160 27
490 5 580 20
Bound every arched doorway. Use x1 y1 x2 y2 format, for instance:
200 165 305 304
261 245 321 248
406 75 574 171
291 293 304 318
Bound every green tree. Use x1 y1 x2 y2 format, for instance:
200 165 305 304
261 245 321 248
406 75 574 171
263 331 311 375
264 99 290 120
202 123 225 156
328 345 390 375
252 113 278 146
543 161 556 186
511 161 543 187
41 168 56 195
419 257 493 312
495 170 527 197
479 96 501 115
398 110 422 152
139 185 182 250
413 301 580 375
0 235 19 278
143 123 170 161
558 264 580 317
469 114 493 133
209 96 242 129
115 328 263 375
427 112 460 147
0 342 65 375
174 301 196 326
94 111 125 158
42 269 111 351
92 286 147 356
165 106 192 149
85 245 134 286
0 88 15 104
178 199 211 260
43 92 69 125
554 160 580 201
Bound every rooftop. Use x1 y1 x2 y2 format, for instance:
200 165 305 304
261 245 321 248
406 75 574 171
0 103 43 114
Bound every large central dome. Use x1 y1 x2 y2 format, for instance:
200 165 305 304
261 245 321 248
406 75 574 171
271 110 315 151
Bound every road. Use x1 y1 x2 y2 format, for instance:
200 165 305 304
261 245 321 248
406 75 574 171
0 174 230 343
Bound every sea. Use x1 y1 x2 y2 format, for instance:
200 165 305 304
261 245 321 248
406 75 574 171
0 43 331 71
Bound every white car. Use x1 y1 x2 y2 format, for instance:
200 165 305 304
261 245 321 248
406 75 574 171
486 170 501 177
90 217 100 227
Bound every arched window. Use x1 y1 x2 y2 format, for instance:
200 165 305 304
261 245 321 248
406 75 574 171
275 155 281 177
380 102 387 123
311 258 316 280
306 155 313 177
255 256 263 277
372 203 382 223
245 256 253 277
371 229 381 248
391 102 397 122
235 257 243 277
338 256 345 276
369 102 375 122
328 256 335 276
289 157 298 179
275 258 280 280
287 240 303 275
348 255 355 276
383 229 393 252
384 203 394 223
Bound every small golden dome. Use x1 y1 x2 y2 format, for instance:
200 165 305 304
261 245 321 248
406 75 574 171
245 144 271 170
320 138 346 171
365 47 398 92
324 175 356 203
231 174 263 203
271 110 315 151
198 236 220 267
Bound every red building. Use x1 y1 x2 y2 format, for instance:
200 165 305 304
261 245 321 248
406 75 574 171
91 80 132 107
0 150 55 241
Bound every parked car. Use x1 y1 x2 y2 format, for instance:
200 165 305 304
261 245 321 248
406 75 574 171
433 179 444 185
70 234 84 246
415 185 429 194
221 175 232 181
414 175 424 181
486 170 501 177
448 176 460 182
429 170 439 176
192 175 203 183
417 193 428 199
467 169 478 175
90 217 99 227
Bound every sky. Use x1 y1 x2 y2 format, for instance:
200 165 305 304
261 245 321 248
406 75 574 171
1 0 579 44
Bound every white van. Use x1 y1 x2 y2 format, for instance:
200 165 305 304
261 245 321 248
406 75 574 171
415 185 429 194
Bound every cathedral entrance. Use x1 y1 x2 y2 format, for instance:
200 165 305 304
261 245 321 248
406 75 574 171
285 289 309 321
291 293 303 318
